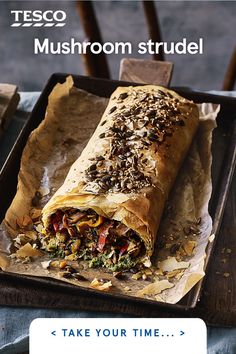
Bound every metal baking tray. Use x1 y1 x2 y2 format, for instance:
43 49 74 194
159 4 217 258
0 73 235 315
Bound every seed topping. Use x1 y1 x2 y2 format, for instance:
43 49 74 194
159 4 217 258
84 88 191 194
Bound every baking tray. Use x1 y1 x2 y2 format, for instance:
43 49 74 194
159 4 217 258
0 74 236 316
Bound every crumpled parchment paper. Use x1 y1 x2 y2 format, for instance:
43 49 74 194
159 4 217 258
0 76 220 304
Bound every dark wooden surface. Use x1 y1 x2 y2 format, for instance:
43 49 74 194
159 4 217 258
76 1 165 78
142 1 164 61
0 73 236 326
223 48 236 91
0 84 19 139
76 1 110 78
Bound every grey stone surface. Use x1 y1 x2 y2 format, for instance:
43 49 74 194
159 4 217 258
0 1 235 91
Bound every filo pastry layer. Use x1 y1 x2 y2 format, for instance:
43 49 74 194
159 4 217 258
41 85 199 270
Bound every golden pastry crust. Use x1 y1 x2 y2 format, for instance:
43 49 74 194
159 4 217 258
42 85 199 263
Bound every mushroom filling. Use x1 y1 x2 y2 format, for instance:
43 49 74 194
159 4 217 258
41 208 145 271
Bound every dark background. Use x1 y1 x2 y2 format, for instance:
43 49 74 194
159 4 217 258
0 0 235 91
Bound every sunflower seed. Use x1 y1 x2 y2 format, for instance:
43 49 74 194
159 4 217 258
72 273 87 281
109 106 117 114
119 92 128 100
96 156 105 161
60 271 72 279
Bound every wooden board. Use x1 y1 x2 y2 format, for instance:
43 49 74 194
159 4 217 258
119 58 173 86
0 84 20 137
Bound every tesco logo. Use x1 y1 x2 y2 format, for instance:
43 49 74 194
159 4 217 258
11 10 66 27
